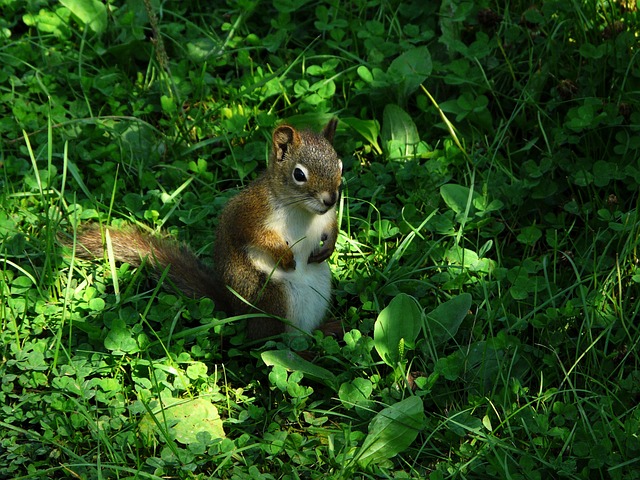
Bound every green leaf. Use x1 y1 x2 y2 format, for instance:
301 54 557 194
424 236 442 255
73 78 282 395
357 65 374 83
440 184 480 215
434 351 464 380
482 414 493 431
160 95 177 114
338 378 374 414
140 398 225 445
52 376 84 396
186 362 208 380
579 42 606 60
11 276 33 294
372 219 400 239
374 293 423 367
446 410 483 436
60 0 107 34
356 396 426 468
96 377 121 394
104 319 139 354
261 349 337 390
341 117 382 155
23 8 71 39
268 365 290 392
88 297 105 312
425 293 472 346
381 104 421 160
445 245 495 274
387 46 432 100
517 225 542 245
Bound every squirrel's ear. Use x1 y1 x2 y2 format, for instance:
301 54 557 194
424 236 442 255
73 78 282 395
322 118 338 143
272 125 299 161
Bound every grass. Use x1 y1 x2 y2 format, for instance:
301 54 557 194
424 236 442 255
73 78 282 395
1 0 640 478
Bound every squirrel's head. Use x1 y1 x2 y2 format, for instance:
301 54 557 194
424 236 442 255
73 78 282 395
269 119 343 215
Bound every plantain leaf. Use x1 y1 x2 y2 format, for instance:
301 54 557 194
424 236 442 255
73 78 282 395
356 396 426 468
381 104 421 160
425 293 472 346
374 293 423 367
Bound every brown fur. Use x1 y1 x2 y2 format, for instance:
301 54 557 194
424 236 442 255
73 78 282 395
73 225 221 301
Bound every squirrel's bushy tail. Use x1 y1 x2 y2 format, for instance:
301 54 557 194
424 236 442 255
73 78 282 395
71 226 220 301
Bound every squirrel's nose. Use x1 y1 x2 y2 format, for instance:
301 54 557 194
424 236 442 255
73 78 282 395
322 191 338 207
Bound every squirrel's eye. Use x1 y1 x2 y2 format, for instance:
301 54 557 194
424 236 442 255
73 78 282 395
293 167 307 182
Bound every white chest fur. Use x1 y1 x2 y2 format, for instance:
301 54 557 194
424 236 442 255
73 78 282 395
249 205 334 333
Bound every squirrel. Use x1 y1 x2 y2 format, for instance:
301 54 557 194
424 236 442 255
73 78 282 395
71 119 343 340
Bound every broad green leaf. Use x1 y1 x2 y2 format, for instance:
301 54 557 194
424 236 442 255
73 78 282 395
356 396 426 468
593 160 615 187
96 377 121 394
387 46 432 100
60 0 107 34
11 275 33 293
381 104 421 160
341 117 382 155
374 293 423 367
425 293 472 346
446 410 483 436
261 349 337 390
0 210 17 236
262 431 287 455
509 274 531 300
445 245 479 268
440 184 480 215
140 398 225 445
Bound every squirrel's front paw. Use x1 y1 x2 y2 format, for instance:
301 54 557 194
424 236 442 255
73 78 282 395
308 231 336 264
281 251 296 271
308 243 331 264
